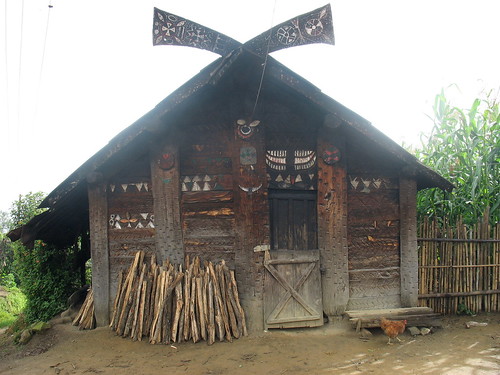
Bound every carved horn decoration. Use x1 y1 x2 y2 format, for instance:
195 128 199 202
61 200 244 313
153 4 334 56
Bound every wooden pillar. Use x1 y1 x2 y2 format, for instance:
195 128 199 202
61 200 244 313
399 176 418 307
150 142 184 264
317 132 349 315
88 182 110 326
232 126 268 332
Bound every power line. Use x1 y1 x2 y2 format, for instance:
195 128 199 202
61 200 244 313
4 0 10 139
251 0 278 120
17 0 25 143
34 1 54 125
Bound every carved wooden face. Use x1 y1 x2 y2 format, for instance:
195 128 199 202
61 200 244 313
235 119 260 140
321 146 341 165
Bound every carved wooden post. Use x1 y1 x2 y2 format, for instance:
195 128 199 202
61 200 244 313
399 175 418 306
317 131 349 315
88 182 110 326
232 122 268 332
150 142 183 264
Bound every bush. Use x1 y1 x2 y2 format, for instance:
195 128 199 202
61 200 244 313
14 241 80 323
0 286 26 328
0 273 17 289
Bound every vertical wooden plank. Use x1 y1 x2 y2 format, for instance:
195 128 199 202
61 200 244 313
88 182 110 326
317 131 349 315
399 175 418 307
150 142 184 264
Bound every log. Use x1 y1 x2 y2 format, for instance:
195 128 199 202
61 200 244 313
72 289 88 325
145 265 159 335
117 271 138 336
141 275 152 339
161 271 173 344
196 275 207 341
116 251 143 335
107 252 248 345
208 263 225 341
171 280 184 343
223 265 242 337
73 288 94 329
230 270 247 336
137 279 147 340
131 263 147 340
220 264 239 338
178 299 185 342
109 271 124 328
163 272 183 344
207 277 216 345
183 265 192 342
214 263 232 342
150 270 166 344
190 276 200 343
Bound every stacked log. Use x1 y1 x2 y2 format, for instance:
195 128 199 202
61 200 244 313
109 251 247 345
72 288 95 330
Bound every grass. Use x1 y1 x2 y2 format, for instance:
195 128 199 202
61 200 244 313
0 287 26 329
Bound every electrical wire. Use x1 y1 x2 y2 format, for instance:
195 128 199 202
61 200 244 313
17 0 25 142
4 0 10 138
34 1 54 125
251 0 278 120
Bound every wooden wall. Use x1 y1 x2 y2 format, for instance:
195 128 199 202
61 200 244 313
346 174 401 309
178 120 268 331
179 125 236 265
341 133 407 311
106 155 156 311
88 101 422 325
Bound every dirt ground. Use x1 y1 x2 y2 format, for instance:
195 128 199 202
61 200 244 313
0 313 499 375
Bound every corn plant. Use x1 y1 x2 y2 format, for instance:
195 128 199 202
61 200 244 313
414 89 500 226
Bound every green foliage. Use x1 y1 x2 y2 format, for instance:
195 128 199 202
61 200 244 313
9 191 46 231
4 192 81 323
0 210 11 234
414 89 500 225
0 311 16 328
0 272 16 289
85 259 92 285
1 235 18 286
1 192 47 292
457 302 474 316
0 286 26 328
14 240 80 323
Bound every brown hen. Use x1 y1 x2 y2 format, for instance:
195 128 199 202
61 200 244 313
380 317 407 344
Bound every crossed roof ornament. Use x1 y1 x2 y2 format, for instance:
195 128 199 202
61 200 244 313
153 4 334 57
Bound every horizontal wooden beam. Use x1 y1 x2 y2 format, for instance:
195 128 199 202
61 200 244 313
418 238 500 243
418 289 500 298
419 264 500 269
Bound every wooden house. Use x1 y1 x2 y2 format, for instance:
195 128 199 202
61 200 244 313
11 6 452 332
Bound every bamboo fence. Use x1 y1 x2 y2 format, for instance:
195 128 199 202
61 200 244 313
418 212 500 315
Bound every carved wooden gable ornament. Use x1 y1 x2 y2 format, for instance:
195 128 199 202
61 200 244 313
153 4 334 56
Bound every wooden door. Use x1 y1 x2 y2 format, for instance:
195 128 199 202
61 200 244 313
263 250 323 329
269 190 317 250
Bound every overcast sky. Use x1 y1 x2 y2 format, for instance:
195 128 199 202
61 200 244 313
1 0 500 213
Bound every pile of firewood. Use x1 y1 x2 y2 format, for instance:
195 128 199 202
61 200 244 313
72 288 95 330
110 250 247 345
